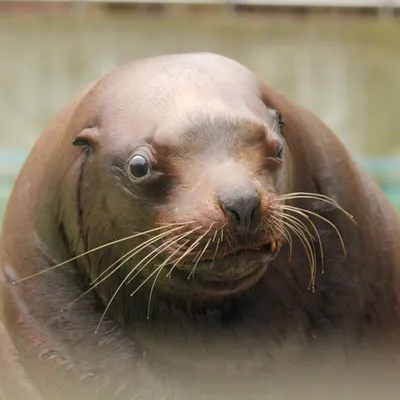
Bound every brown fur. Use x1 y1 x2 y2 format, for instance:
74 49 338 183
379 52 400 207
1 53 400 399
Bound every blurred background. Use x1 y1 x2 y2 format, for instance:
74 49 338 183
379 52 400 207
0 0 399 224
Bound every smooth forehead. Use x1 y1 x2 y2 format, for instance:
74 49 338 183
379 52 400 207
98 53 260 101
89 53 274 145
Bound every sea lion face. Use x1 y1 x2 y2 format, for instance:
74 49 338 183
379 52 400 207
152 117 285 300
73 55 287 301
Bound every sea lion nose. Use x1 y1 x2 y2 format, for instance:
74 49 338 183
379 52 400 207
218 189 261 235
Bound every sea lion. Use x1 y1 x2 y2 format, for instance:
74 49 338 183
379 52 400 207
1 52 400 400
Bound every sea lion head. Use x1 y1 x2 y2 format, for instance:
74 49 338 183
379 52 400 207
67 53 288 304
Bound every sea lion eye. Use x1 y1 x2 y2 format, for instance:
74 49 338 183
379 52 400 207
129 155 151 180
275 144 284 160
276 111 284 128
268 109 285 133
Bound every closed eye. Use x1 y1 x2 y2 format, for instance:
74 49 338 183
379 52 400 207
274 144 283 159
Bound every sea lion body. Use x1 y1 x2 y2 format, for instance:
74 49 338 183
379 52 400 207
1 53 400 399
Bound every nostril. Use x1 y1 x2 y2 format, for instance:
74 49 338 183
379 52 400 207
218 190 261 234
250 199 261 221
226 207 241 225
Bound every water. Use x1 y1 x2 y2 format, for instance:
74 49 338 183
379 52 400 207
1 12 399 223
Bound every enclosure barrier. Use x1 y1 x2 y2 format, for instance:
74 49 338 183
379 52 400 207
5 0 400 7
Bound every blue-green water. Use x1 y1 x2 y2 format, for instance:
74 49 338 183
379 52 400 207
1 13 399 224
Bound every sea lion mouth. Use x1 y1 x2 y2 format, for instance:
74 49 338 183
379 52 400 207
165 237 282 283
178 239 281 266
221 239 279 258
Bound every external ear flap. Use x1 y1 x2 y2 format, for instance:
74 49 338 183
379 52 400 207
72 126 98 148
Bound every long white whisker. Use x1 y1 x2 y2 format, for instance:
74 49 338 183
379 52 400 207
13 221 193 284
126 227 201 286
165 224 215 278
63 226 185 310
146 239 191 319
277 192 355 222
95 227 200 334
91 225 185 286
280 204 347 258
274 206 325 275
274 211 317 290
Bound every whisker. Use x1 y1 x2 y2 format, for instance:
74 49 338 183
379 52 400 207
146 264 166 320
224 231 235 252
165 224 215 278
280 204 347 258
165 244 202 278
184 249 202 277
268 214 293 261
278 192 342 206
126 227 202 286
275 210 317 278
281 225 294 262
274 206 325 275
188 237 212 279
128 230 204 307
91 225 186 286
146 238 193 319
226 228 234 241
277 192 355 222
212 229 219 243
13 221 192 284
186 223 216 279
274 211 317 290
129 264 164 307
210 238 221 270
62 226 186 311
94 228 200 334
156 221 196 226
276 211 315 241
